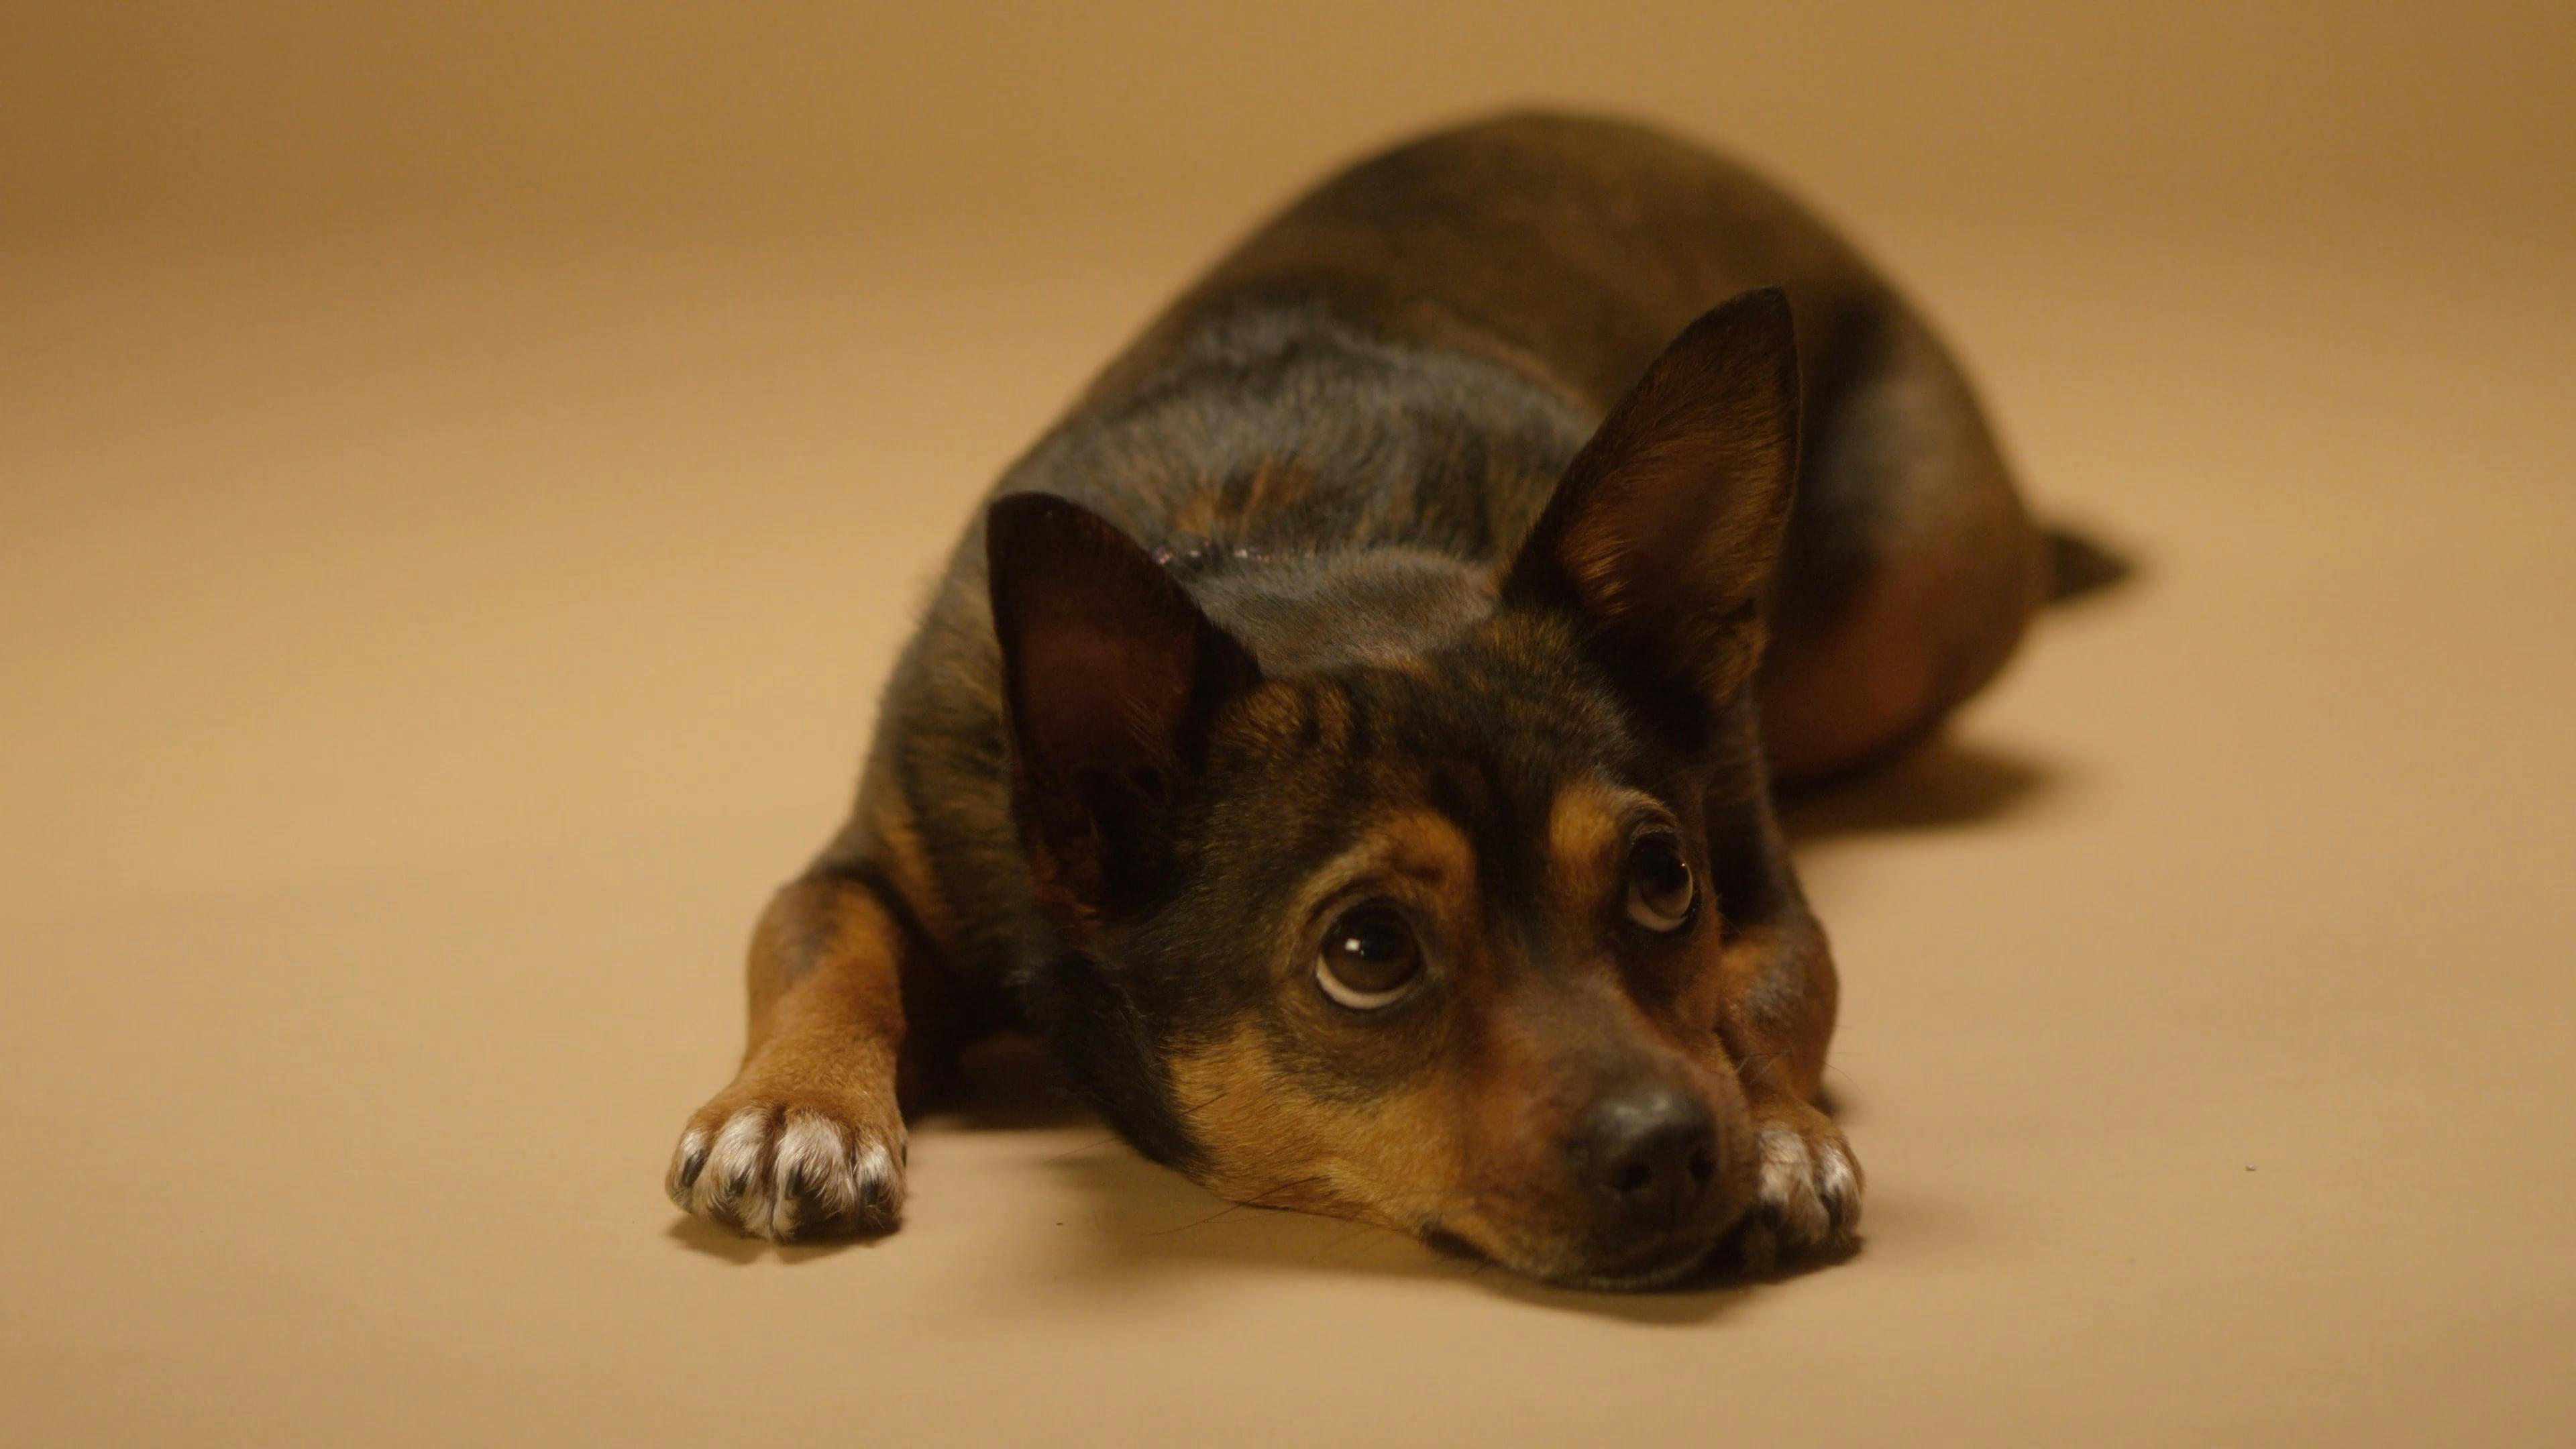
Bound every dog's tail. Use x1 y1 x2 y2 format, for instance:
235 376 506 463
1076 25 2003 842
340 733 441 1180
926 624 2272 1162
2043 525 2134 606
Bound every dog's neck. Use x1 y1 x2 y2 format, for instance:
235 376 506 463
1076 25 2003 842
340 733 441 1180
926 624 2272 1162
1174 541 1498 677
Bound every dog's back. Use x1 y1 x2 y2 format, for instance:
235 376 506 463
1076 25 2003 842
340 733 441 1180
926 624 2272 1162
843 111 2043 998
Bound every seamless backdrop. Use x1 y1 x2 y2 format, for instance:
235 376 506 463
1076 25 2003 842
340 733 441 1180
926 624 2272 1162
5 3 2573 1445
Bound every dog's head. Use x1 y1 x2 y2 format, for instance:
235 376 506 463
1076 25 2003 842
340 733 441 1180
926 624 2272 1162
989 290 1811 1288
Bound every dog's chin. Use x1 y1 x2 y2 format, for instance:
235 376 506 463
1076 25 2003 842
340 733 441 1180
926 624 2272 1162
1550 1240 1721 1292
1460 1229 1727 1293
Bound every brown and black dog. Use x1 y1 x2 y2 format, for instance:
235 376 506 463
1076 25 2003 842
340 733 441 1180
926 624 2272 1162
666 111 2088 1288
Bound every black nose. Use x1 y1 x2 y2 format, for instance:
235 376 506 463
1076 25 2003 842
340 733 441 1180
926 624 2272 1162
1574 1085 1720 1227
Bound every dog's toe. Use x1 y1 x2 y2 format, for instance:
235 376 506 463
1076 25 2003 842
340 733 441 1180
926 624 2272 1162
1748 1104 1862 1256
667 1094 905 1242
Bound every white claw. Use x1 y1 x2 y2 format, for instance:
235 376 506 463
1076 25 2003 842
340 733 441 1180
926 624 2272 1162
855 1142 897 1201
703 1109 771 1211
667 1128 712 1208
1817 1140 1861 1230
1759 1125 1828 1242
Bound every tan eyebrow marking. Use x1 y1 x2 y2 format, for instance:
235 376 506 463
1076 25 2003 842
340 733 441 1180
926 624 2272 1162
1288 808 1478 928
1546 780 1664 903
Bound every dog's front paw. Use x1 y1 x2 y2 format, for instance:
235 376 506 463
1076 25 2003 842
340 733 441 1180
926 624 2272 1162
1733 1100 1862 1270
665 1088 905 1242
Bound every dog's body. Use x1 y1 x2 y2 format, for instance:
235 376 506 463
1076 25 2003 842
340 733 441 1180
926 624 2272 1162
668 113 2055 1287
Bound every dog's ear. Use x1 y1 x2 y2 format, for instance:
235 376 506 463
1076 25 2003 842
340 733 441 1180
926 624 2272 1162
1503 287 1800 725
988 492 1261 924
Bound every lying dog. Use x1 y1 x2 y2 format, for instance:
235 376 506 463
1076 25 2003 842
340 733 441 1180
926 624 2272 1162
667 111 2081 1288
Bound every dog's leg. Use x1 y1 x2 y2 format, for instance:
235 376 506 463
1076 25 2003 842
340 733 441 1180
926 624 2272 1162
1717 928 1863 1267
1697 785 1862 1263
665 871 925 1241
1760 309 2050 787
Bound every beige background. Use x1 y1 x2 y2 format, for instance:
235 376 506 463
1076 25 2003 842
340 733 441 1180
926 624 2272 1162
5 3 2574 1444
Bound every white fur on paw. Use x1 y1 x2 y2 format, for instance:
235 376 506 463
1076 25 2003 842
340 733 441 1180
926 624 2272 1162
665 1104 902 1242
1756 1123 1862 1248
1817 1140 1860 1226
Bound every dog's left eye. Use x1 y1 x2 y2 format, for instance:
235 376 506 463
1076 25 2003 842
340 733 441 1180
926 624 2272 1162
1625 833 1697 933
1317 902 1422 1010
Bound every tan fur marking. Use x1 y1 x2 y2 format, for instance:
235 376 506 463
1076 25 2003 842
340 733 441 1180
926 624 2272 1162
1168 1024 1466 1230
1226 678 1316 751
1701 918 1834 1102
1163 488 1222 537
1544 779 1662 908
1373 811 1476 892
1353 649 1438 679
743 884 908 1066
1278 807 1477 932
861 785 959 962
1235 459 1282 520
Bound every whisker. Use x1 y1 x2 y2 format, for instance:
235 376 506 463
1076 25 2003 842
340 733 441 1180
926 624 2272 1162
1146 1174 1332 1236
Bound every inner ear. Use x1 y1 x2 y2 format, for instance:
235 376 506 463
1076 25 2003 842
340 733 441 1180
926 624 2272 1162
988 492 1260 918
1503 286 1801 708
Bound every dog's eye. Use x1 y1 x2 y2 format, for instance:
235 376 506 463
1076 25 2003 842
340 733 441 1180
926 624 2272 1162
1625 833 1697 933
1317 902 1421 1010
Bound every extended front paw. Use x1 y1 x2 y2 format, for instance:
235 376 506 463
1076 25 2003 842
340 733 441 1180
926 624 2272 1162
665 1090 906 1242
1733 1100 1862 1269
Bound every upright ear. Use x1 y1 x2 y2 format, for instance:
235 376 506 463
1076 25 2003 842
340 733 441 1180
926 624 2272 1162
987 492 1261 924
1503 286 1801 720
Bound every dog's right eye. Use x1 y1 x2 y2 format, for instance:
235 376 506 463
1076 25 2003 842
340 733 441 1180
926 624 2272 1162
1624 830 1698 934
1317 902 1421 1010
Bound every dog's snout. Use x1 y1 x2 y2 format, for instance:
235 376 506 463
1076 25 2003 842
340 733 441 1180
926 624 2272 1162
1574 1084 1719 1225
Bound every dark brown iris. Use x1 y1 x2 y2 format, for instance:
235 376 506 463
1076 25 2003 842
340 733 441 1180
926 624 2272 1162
1318 902 1421 1007
1625 833 1697 932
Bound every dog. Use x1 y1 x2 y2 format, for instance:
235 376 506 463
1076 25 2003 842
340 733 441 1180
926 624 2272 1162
666 111 2092 1289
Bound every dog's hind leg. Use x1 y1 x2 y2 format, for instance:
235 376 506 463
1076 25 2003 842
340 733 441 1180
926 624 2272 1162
1756 307 2051 788
664 870 934 1241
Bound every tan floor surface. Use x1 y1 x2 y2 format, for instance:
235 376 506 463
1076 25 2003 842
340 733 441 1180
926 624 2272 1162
6 5 2574 1444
